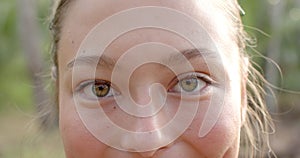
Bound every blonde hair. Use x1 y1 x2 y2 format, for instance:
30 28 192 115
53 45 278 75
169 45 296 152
49 0 275 157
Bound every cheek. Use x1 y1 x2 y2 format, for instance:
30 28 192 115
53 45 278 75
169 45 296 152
182 95 242 157
59 93 107 157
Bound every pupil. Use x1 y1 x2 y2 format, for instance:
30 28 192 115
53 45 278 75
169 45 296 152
180 78 197 92
98 85 105 90
93 82 110 97
186 80 191 85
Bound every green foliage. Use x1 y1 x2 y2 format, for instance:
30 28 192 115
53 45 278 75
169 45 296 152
0 0 18 64
0 55 33 111
0 110 64 158
0 0 51 111
0 0 29 111
240 0 300 92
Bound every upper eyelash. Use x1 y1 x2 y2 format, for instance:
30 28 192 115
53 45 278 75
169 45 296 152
75 80 92 93
75 80 111 93
181 73 212 83
169 72 215 88
75 72 215 95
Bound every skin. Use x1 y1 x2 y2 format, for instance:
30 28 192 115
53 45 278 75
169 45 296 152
57 0 246 157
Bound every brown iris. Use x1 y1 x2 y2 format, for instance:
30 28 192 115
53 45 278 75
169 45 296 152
92 81 111 97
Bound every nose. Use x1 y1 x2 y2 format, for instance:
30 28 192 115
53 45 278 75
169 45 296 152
118 68 173 153
126 83 168 131
137 141 174 157
120 135 173 158
138 150 158 158
119 112 170 147
119 90 172 154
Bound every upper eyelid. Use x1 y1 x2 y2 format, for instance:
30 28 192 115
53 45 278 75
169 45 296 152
74 79 120 95
168 72 212 87
74 80 95 92
177 72 209 80
75 80 108 91
74 72 214 92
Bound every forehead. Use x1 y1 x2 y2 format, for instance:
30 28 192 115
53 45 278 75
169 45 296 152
58 0 239 69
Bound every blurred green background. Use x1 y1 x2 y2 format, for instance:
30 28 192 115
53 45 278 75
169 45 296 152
0 0 299 157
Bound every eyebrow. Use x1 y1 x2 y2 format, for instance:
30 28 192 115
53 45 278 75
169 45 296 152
67 54 116 70
163 48 216 66
66 48 216 70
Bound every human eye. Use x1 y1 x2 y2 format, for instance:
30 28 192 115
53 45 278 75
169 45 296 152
75 80 119 100
168 72 215 95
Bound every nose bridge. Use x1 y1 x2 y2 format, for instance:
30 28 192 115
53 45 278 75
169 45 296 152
130 83 152 106
129 72 155 105
119 64 172 153
128 62 167 105
128 82 168 131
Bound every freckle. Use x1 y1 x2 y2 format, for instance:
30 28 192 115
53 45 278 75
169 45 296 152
71 40 74 44
113 106 116 109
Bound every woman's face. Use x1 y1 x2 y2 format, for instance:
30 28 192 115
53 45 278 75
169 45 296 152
57 0 246 157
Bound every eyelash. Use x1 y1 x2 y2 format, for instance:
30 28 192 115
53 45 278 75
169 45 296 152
75 72 215 100
168 72 214 94
75 80 118 100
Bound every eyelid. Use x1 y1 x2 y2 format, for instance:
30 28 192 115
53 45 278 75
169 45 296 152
181 72 213 83
74 80 101 93
74 79 119 99
168 72 216 90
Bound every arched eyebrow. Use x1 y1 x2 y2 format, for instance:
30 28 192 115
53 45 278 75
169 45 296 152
162 48 217 66
66 48 217 70
67 54 116 70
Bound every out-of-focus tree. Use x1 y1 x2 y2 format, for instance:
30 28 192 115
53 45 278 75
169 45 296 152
0 0 53 128
0 0 34 110
240 0 300 157
240 0 300 106
265 0 286 112
16 0 50 128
